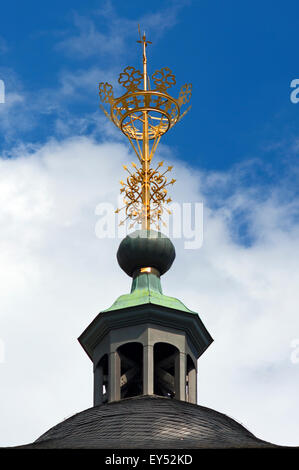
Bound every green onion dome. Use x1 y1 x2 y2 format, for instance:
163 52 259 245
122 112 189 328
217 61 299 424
117 229 176 277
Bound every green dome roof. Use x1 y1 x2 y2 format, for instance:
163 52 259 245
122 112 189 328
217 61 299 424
117 230 176 277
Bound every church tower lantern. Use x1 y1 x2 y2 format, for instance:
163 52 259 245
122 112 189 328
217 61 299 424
78 31 213 406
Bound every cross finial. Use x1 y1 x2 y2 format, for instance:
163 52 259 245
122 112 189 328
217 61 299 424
137 24 152 48
136 26 152 95
137 25 152 78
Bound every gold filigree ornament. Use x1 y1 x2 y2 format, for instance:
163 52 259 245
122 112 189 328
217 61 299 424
152 67 176 92
178 83 192 106
99 82 114 104
98 30 192 230
118 66 143 92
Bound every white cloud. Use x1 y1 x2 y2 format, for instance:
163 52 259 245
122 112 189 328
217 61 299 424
0 92 27 136
0 136 298 448
0 62 125 146
56 1 190 60
56 13 124 59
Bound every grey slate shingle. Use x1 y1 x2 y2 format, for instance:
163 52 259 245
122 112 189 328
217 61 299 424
17 395 275 449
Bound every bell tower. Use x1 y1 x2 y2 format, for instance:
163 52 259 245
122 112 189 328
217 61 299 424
79 230 212 405
78 31 213 406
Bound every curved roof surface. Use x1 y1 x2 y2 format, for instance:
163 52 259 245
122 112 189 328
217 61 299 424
19 395 274 449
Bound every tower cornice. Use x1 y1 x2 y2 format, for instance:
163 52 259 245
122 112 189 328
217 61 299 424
78 303 213 362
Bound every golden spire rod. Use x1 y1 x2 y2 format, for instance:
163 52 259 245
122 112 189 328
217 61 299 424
98 29 192 231
137 28 152 229
137 27 152 91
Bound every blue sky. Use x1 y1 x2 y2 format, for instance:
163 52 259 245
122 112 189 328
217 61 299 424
1 0 299 447
1 0 299 174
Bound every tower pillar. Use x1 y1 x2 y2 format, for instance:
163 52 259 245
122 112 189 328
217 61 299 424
143 345 154 395
188 367 197 404
109 351 121 402
94 363 104 406
174 351 186 400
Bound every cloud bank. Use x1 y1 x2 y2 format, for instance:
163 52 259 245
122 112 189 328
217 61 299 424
0 136 298 447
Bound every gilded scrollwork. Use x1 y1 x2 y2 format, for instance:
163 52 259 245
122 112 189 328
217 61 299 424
99 82 114 104
118 66 143 92
125 93 143 110
152 67 176 92
178 83 192 107
117 162 175 229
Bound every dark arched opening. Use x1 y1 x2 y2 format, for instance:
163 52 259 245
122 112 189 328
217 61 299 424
118 342 143 399
154 343 179 398
94 354 108 406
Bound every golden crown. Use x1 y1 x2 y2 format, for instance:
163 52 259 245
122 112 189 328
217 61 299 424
99 66 191 141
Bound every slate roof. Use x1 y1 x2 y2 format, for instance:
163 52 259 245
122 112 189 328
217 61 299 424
18 395 275 449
